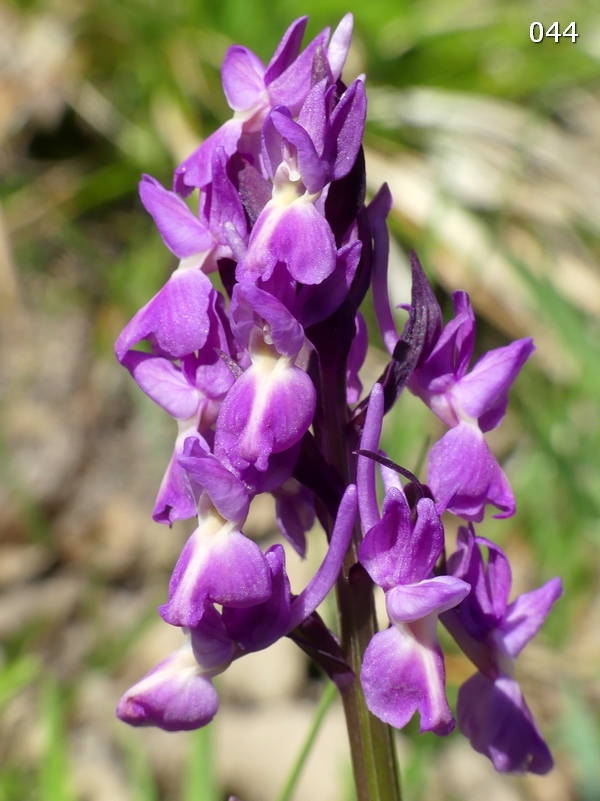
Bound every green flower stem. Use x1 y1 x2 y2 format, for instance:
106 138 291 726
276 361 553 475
313 323 402 801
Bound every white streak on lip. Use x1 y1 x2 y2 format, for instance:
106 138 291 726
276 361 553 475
170 509 235 615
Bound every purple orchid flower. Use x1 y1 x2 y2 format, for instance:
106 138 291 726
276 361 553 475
173 15 354 195
409 291 535 522
214 284 316 472
357 384 470 734
117 485 357 731
441 526 562 773
235 78 366 286
120 291 238 524
115 149 246 361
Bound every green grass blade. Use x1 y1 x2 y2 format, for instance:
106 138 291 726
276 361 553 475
276 680 338 801
38 678 74 801
183 723 219 801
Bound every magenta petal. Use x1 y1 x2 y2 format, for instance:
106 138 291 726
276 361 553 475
413 291 475 393
190 603 236 671
267 28 329 114
428 423 515 522
116 639 219 732
359 494 444 590
264 16 308 84
178 438 250 522
457 673 553 774
498 577 562 659
230 283 305 358
221 46 266 111
160 522 271 627
115 269 212 360
267 109 326 193
139 175 212 257
454 338 535 431
361 623 455 735
222 544 291 652
359 488 411 590
322 79 367 181
327 13 353 80
215 360 316 472
237 202 337 285
386 576 471 623
153 428 203 524
121 351 201 420
173 118 244 194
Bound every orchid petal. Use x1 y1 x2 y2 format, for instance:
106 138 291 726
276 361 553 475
139 175 212 257
457 673 553 774
361 623 455 735
498 577 562 659
115 269 213 361
116 638 219 732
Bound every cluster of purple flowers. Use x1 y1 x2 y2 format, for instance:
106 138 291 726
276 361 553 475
116 15 561 776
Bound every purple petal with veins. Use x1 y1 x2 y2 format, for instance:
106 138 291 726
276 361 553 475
173 118 245 195
153 428 204 524
115 269 213 361
160 519 271 627
428 423 515 522
117 638 220 732
453 338 535 431
264 16 308 85
222 544 291 652
230 283 305 358
215 360 316 473
221 45 266 111
178 436 250 522
322 79 367 181
361 622 455 735
498 578 563 659
237 201 337 285
121 351 201 420
386 576 470 623
267 28 330 113
139 175 212 258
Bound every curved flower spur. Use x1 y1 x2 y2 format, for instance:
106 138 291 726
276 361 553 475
115 12 561 796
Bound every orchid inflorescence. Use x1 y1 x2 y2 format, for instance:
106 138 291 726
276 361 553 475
116 13 562 781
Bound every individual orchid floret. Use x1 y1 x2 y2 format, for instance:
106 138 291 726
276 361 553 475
118 485 357 732
409 292 534 431
407 291 534 522
120 293 237 524
115 150 246 361
235 78 366 286
114 265 214 361
441 526 562 773
116 625 226 732
174 15 355 195
159 489 272 629
214 284 316 472
357 384 470 734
